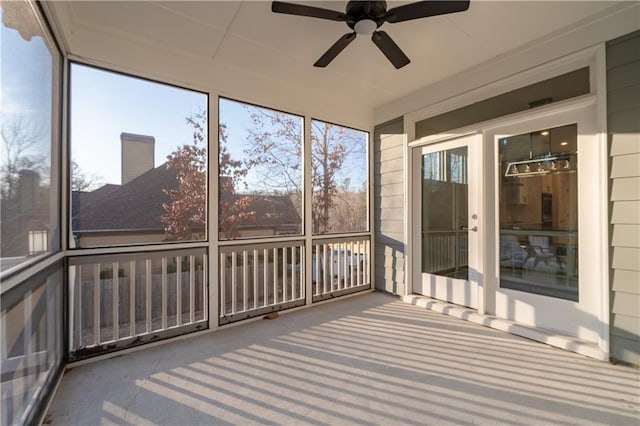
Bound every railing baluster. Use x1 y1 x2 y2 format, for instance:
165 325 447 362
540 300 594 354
253 249 259 309
220 253 226 316
76 265 82 349
314 244 320 296
292 246 297 300
129 260 135 336
343 242 347 289
176 256 182 326
161 257 168 330
366 239 370 284
0 307 6 365
349 241 354 288
263 249 268 307
23 290 32 375
189 255 195 323
329 245 334 291
231 252 237 315
113 261 119 341
273 248 278 305
202 253 208 322
337 244 342 290
356 240 361 286
145 259 152 334
334 244 338 291
242 250 248 312
338 243 343 290
93 263 100 345
323 244 328 295
300 244 304 298
283 247 288 302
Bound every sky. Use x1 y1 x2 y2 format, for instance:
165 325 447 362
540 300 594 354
71 65 367 192
6 39 366 193
1 9 53 173
71 63 207 185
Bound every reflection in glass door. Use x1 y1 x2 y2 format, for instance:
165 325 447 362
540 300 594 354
498 124 578 301
422 147 469 280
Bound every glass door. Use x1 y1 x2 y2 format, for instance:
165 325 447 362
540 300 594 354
412 134 480 309
486 102 607 344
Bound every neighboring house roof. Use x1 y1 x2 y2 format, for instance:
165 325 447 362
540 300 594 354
72 164 178 232
228 193 300 230
71 184 119 218
72 164 300 233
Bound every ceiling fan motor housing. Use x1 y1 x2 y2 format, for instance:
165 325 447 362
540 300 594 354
346 1 388 29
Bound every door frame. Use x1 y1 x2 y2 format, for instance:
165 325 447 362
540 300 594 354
410 134 483 309
406 131 487 314
406 95 609 351
483 96 608 345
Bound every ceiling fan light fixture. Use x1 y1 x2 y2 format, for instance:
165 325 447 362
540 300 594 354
354 19 377 35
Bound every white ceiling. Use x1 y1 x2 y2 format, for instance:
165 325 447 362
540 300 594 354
48 1 627 127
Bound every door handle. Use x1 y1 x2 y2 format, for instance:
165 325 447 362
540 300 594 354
460 226 478 232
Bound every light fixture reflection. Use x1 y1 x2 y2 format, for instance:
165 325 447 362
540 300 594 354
504 154 576 177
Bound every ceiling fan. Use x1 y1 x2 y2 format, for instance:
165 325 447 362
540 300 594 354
272 1 470 69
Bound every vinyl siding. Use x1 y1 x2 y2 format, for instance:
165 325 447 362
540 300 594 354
607 30 640 365
374 118 406 295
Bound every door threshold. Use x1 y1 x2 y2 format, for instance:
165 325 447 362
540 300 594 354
402 294 608 362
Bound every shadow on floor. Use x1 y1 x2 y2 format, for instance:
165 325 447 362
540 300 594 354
48 292 639 425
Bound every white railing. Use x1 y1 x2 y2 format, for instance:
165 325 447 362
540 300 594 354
422 231 468 275
68 248 207 359
219 241 305 324
1 266 63 426
312 236 370 301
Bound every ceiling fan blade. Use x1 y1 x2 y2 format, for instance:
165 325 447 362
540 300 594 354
384 0 470 23
314 32 357 67
371 31 410 69
272 1 347 22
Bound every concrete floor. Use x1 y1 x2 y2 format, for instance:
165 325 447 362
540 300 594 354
47 292 639 425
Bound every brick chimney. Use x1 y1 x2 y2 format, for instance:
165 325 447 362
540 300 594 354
120 133 155 184
18 169 40 213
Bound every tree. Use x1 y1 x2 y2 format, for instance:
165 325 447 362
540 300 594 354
243 109 365 234
310 120 347 234
161 111 207 241
244 109 303 194
71 160 103 192
0 116 46 199
0 116 50 257
218 124 255 239
161 111 254 241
